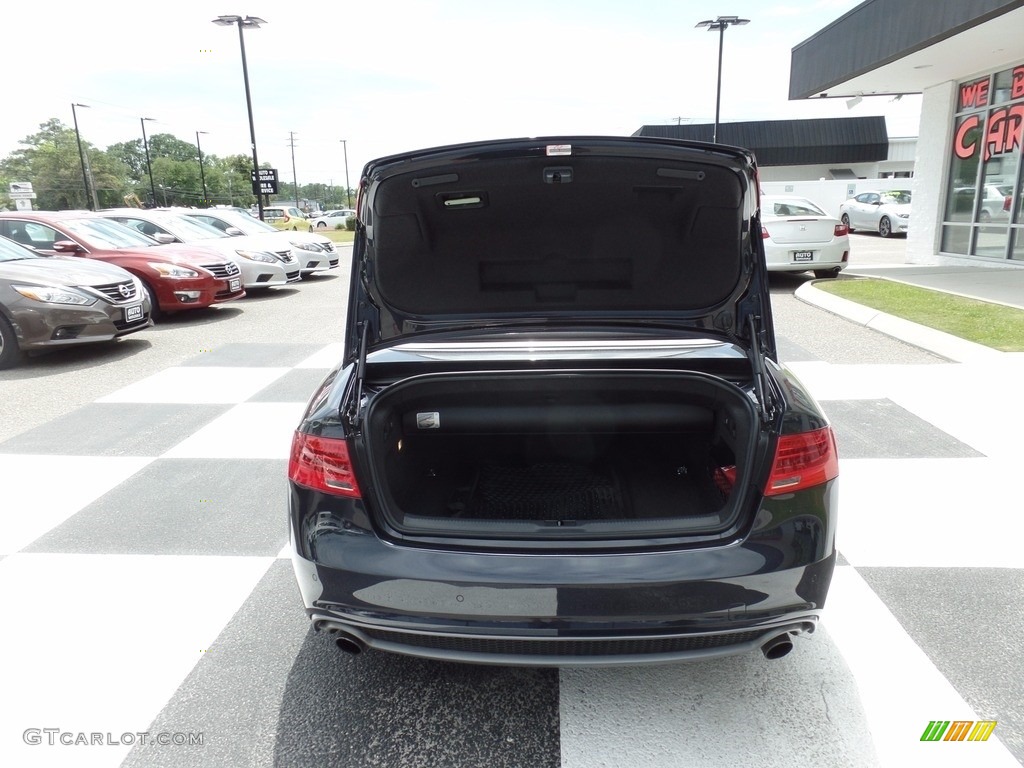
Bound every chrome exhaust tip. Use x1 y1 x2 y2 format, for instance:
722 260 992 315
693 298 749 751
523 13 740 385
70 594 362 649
761 633 794 660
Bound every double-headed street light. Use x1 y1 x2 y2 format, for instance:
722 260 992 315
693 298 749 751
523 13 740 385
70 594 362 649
695 15 749 144
196 131 209 206
212 14 267 220
140 117 157 206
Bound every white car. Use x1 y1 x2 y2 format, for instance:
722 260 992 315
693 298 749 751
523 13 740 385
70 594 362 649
839 189 911 238
760 196 849 279
175 209 340 275
308 209 356 230
98 209 300 289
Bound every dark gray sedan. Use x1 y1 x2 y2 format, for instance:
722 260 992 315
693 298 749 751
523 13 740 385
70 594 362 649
0 236 152 368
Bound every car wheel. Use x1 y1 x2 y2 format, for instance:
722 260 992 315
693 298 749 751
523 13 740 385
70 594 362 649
878 216 892 238
317 221 327 229
980 209 991 223
0 314 24 369
813 268 841 279
143 281 162 321
841 213 853 233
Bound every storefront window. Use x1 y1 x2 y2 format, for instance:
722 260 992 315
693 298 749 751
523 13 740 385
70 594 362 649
943 63 1024 260
941 225 971 255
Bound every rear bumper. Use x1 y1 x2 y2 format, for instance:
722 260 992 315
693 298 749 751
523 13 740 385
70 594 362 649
289 481 837 665
310 613 819 666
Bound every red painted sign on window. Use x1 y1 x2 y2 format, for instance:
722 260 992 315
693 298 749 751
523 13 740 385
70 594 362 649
959 77 990 110
1012 65 1024 100
955 106 1024 161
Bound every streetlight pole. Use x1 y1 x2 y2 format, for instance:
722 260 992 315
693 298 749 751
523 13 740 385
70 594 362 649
213 14 267 220
196 131 209 206
340 139 352 208
695 15 749 144
140 117 157 206
70 103 92 210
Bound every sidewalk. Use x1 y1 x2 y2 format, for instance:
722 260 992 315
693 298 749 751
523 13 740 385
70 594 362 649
796 261 1024 363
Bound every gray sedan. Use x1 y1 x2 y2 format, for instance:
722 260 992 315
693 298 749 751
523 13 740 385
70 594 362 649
0 236 152 368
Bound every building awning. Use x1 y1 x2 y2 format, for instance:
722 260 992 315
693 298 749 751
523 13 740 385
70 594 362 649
829 168 859 179
632 117 889 167
789 0 1024 100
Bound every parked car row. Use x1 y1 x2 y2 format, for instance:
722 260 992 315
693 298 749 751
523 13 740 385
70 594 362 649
307 209 357 230
0 208 341 368
257 204 357 233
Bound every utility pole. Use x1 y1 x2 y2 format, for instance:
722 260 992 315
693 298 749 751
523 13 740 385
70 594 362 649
288 131 299 210
340 139 352 208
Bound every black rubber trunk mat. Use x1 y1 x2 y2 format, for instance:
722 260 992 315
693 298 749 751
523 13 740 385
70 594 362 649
454 462 627 521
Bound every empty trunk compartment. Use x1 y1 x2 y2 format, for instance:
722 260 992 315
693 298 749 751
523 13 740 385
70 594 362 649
360 370 761 540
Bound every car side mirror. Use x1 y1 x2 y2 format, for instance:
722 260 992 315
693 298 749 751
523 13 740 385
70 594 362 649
224 227 244 236
153 233 177 244
52 240 84 254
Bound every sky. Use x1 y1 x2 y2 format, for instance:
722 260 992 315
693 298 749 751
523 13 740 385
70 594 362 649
2 0 923 190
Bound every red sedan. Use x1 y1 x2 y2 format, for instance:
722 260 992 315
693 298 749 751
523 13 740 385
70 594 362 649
0 212 244 317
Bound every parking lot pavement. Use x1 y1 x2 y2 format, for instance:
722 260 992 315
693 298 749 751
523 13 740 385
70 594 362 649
1 340 1022 766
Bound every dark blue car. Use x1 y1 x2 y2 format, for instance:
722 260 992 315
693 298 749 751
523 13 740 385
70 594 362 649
287 136 839 666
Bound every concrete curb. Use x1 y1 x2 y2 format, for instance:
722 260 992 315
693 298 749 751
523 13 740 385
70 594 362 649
794 280 1003 364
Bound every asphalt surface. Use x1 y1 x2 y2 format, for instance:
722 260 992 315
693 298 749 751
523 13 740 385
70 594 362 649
1 234 1022 767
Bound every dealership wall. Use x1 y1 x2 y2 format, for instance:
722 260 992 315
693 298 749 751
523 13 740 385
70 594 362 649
907 82 956 264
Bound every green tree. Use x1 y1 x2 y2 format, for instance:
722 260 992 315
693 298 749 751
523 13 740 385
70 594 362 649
0 118 130 210
106 140 146 182
148 133 201 164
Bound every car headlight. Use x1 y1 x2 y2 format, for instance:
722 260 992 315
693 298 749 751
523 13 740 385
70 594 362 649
147 262 200 279
12 284 96 306
289 241 323 253
235 249 277 263
897 213 910 219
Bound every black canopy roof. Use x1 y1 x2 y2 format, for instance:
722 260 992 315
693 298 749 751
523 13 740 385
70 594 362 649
633 116 888 167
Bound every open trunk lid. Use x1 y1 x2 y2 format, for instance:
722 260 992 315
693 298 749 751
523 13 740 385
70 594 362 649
345 136 775 363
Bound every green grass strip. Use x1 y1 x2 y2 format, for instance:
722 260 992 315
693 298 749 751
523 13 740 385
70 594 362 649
817 278 1024 352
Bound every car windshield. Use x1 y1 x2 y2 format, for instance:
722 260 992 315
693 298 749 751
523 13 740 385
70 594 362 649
0 236 41 261
880 191 912 204
768 199 826 217
213 212 278 234
63 218 158 249
156 213 230 241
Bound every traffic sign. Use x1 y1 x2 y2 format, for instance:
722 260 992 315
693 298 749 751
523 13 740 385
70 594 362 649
10 181 33 194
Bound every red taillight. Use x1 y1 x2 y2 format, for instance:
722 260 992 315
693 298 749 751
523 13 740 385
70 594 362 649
764 426 839 496
761 226 770 239
834 223 849 237
288 432 361 498
1005 196 1012 212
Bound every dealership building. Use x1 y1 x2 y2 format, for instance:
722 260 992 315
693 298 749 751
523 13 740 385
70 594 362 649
790 0 1023 266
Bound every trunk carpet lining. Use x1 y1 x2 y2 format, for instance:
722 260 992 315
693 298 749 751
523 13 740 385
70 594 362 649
458 462 627 521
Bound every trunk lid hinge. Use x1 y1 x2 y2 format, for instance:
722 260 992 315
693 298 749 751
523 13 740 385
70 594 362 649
746 313 775 424
345 322 370 429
